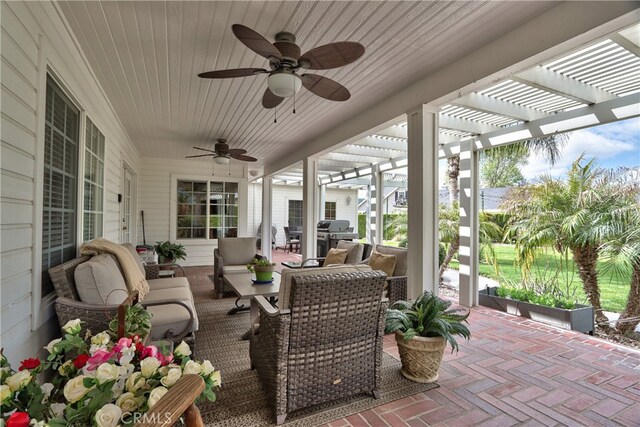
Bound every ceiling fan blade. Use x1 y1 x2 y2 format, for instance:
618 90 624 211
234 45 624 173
262 88 285 109
228 148 247 155
298 42 364 70
193 147 216 153
301 74 351 101
232 24 283 61
198 68 266 79
231 153 257 162
185 154 216 158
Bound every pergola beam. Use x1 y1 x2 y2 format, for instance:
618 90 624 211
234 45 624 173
439 114 502 135
453 92 549 121
610 33 640 57
335 144 405 158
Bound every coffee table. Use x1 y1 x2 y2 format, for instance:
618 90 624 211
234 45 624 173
224 272 280 315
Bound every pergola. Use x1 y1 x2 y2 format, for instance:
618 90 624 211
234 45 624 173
259 23 640 306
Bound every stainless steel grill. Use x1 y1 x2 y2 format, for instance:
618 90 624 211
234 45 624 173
316 220 359 256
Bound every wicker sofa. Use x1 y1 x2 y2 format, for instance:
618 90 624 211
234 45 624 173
249 265 388 424
363 244 408 304
49 244 198 344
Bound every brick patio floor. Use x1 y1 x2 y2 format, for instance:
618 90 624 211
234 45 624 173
187 264 640 426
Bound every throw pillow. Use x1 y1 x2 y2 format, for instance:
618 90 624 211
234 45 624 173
368 251 397 276
322 248 349 266
74 254 129 305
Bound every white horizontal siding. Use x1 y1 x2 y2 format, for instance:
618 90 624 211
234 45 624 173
138 157 246 267
0 1 139 366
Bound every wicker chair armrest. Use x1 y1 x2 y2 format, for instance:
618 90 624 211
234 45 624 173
54 297 120 335
386 275 407 304
253 296 280 316
144 263 160 280
156 263 186 277
56 297 120 311
141 300 195 341
136 374 204 427
301 257 325 267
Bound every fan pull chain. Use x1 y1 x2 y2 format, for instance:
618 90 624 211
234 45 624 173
274 106 277 124
293 78 296 114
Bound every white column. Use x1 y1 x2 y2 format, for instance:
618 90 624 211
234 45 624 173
366 175 376 244
261 177 273 261
302 158 319 259
407 105 439 298
319 184 326 220
458 139 479 307
375 168 384 245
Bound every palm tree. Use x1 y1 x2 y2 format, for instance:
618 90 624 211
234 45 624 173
503 157 636 327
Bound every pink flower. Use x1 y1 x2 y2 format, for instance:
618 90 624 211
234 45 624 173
86 349 114 371
158 352 174 366
140 345 158 359
114 337 133 353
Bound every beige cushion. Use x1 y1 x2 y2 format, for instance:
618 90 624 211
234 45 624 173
218 237 257 266
336 241 364 264
374 245 407 276
145 286 199 339
322 248 348 266
222 265 251 275
122 243 146 276
74 254 129 305
144 287 194 304
148 277 190 290
278 264 372 310
368 251 397 277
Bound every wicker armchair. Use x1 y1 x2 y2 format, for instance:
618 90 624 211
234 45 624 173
249 268 388 425
362 245 408 304
213 237 261 298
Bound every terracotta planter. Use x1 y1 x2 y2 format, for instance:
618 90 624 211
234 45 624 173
253 265 274 282
395 331 446 383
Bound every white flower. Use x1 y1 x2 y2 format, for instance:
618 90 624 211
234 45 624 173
95 363 120 384
140 357 161 378
45 338 62 354
200 360 215 377
1 384 12 402
63 375 92 403
183 360 201 375
125 372 146 393
40 382 54 401
119 347 135 367
62 319 82 335
92 332 111 346
174 341 191 357
160 367 182 387
112 378 125 400
29 420 48 427
94 403 122 427
6 370 32 391
147 386 168 409
50 403 66 418
115 391 140 412
210 370 221 387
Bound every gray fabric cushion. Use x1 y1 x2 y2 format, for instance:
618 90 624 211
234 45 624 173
145 286 199 339
74 254 128 305
278 264 372 310
374 245 407 276
218 237 257 266
122 243 146 276
148 277 190 290
222 265 250 275
336 241 364 264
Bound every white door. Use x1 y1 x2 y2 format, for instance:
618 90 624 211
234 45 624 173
121 164 134 243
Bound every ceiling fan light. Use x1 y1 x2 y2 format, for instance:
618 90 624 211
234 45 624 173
267 73 302 97
214 156 230 165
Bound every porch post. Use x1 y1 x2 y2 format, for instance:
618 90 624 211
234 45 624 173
366 177 374 244
458 139 479 307
302 158 319 259
406 105 439 298
261 176 273 261
319 184 326 220
375 168 384 245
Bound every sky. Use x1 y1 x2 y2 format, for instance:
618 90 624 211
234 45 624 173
520 117 640 181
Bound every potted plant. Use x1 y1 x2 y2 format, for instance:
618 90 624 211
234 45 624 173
154 241 186 265
247 257 276 282
385 291 471 383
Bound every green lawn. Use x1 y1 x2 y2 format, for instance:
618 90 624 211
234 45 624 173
449 244 630 313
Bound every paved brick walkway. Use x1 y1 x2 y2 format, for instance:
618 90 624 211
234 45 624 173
187 266 640 426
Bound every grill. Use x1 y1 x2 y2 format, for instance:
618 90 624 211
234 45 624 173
316 220 359 257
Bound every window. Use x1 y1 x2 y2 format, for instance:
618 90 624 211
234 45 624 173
83 118 105 241
176 180 238 239
288 200 303 229
325 201 336 220
42 76 79 296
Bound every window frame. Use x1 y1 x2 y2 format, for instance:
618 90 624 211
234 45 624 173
324 201 337 220
83 116 106 242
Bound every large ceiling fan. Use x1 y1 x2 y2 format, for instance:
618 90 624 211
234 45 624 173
198 24 365 110
185 139 257 165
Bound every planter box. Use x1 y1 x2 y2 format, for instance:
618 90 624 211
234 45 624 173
479 287 594 334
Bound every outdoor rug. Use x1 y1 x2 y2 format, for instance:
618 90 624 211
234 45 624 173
193 276 438 426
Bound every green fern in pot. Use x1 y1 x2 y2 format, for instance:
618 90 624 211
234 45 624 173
385 291 471 383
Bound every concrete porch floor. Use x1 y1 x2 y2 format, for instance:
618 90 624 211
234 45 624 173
187 265 640 426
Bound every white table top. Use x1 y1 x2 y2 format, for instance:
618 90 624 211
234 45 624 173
223 272 280 298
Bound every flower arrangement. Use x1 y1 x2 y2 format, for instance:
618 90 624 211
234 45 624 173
1 319 220 427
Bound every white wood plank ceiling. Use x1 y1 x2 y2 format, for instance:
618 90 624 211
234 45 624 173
58 0 557 168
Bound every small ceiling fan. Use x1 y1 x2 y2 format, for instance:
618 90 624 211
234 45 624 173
185 139 257 165
198 24 365 110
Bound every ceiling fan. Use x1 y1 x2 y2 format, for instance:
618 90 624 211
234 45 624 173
185 139 257 165
197 24 365 110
